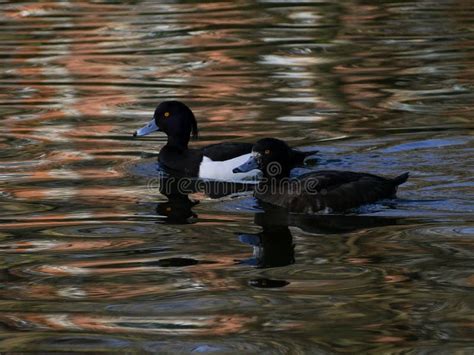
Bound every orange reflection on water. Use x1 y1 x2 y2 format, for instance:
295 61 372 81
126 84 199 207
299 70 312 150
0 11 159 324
26 253 245 277
0 312 255 335
0 213 134 229
2 168 122 185
6 252 251 303
13 185 140 202
0 278 232 301
1 0 140 234
0 238 143 253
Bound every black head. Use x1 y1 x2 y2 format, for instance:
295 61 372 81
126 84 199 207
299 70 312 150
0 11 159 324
234 138 292 178
133 101 198 149
154 101 198 140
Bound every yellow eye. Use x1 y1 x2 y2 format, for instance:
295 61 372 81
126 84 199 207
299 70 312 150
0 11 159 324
165 207 172 212
264 149 270 155
164 112 170 118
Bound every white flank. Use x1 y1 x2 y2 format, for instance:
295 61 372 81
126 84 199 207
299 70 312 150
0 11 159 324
198 153 260 181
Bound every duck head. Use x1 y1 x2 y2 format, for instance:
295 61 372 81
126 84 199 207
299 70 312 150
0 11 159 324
133 101 198 149
233 138 292 178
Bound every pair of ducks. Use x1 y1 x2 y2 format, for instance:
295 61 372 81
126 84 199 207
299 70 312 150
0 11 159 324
133 101 409 214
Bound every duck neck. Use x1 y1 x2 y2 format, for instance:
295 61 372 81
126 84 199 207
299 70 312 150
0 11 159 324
259 169 291 189
263 163 291 181
166 134 189 152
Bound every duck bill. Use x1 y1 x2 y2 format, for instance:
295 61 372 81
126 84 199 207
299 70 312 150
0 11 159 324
233 156 259 173
133 119 159 137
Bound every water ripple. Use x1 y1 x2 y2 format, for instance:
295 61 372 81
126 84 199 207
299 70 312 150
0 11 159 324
1 0 474 352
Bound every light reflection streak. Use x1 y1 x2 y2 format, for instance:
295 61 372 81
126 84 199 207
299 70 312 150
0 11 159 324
0 238 144 253
0 312 255 335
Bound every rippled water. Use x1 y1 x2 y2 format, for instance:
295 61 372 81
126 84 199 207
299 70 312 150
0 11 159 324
1 0 474 352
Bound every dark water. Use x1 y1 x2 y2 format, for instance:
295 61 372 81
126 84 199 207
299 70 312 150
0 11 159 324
1 0 474 353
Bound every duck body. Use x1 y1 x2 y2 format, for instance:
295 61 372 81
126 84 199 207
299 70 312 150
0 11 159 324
234 138 409 214
255 170 409 214
133 101 312 181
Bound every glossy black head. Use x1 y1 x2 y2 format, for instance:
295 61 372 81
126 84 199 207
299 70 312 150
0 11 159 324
234 138 292 178
134 101 198 149
154 101 198 140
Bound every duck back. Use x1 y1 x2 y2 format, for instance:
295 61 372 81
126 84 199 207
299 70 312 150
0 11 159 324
202 142 253 161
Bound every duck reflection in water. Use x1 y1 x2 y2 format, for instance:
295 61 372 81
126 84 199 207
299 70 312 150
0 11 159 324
153 175 405 290
238 224 295 269
240 202 405 288
154 173 256 224
155 194 198 224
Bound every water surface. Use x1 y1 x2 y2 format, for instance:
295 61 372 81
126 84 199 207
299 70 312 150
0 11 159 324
1 0 474 352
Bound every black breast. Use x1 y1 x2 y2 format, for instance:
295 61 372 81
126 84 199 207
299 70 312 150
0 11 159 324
158 146 203 177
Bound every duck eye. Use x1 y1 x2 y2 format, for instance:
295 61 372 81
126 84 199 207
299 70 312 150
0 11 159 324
264 149 270 155
164 112 170 118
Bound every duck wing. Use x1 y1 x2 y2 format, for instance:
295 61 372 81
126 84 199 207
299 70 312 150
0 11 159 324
259 170 408 213
202 142 253 161
295 171 408 213
203 142 314 166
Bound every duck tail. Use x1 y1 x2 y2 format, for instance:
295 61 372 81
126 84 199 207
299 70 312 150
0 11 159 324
292 150 317 164
302 150 317 158
393 172 409 185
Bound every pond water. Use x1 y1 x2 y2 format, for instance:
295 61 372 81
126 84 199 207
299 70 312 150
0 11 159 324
1 0 474 352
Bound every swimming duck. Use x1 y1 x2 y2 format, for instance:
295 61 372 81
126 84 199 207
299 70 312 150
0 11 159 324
133 101 311 181
233 138 409 214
